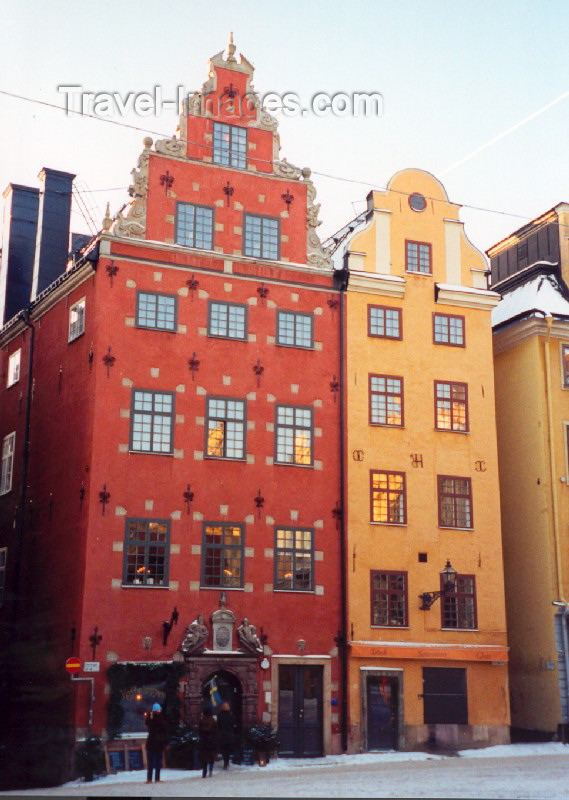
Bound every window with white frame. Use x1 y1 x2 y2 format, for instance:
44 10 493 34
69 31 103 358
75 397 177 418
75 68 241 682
68 298 86 342
130 390 175 454
274 527 314 591
243 213 280 260
0 432 15 495
0 548 5 607
275 405 313 466
276 311 314 349
213 122 247 169
123 519 170 586
7 350 21 387
176 203 214 250
136 291 177 332
206 397 246 459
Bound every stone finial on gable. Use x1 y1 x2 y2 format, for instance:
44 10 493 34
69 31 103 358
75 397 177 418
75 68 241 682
226 32 237 63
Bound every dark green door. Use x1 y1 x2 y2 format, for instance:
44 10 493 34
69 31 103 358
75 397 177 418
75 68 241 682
278 665 323 757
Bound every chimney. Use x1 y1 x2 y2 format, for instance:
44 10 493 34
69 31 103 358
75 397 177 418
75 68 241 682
31 168 75 300
0 184 40 326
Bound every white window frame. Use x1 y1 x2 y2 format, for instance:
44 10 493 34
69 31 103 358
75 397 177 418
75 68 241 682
69 298 86 342
0 432 16 495
7 349 21 387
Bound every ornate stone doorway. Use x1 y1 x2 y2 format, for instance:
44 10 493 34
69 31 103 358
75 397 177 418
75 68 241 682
201 669 243 730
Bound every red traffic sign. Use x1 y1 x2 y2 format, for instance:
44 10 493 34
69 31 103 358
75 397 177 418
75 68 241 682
65 657 81 674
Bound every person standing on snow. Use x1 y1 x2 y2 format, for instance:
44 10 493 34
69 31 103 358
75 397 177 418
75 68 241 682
145 702 169 783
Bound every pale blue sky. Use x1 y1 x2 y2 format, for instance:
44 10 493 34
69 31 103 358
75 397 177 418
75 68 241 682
1 0 568 254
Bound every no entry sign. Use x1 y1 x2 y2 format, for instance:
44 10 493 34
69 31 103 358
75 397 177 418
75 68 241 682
65 657 81 674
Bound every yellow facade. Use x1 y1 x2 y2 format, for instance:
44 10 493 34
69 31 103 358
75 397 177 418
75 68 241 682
341 169 510 751
493 310 569 735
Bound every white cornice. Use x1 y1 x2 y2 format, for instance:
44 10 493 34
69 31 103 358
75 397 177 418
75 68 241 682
348 270 405 298
493 315 569 355
436 284 500 311
103 234 334 276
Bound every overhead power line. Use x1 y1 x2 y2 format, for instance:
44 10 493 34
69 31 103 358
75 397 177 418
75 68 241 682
0 87 564 232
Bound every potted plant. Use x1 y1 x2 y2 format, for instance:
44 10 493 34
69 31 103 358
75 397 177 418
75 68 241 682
166 723 200 770
75 736 105 782
243 722 279 765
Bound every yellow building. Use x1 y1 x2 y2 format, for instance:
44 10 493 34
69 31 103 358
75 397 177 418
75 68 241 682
334 169 510 752
489 229 569 740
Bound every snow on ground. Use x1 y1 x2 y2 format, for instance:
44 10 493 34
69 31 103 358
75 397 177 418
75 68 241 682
4 744 569 798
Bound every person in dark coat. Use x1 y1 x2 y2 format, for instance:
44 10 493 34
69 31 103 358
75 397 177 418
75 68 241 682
145 703 168 783
216 701 235 769
198 707 219 778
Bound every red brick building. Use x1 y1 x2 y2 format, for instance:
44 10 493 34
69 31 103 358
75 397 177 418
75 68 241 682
0 37 344 782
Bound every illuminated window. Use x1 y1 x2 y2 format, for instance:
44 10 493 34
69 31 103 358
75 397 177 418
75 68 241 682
213 122 247 169
7 349 21 387
206 397 246 459
276 311 314 349
68 298 86 341
208 301 247 340
371 571 408 626
438 475 472 529
130 390 175 454
0 432 15 495
435 381 468 432
201 523 244 588
368 305 402 340
275 405 313 466
433 313 465 347
244 214 280 260
371 470 406 524
369 374 403 426
274 527 314 591
406 240 432 274
176 203 214 250
136 291 177 332
442 574 477 629
123 519 170 586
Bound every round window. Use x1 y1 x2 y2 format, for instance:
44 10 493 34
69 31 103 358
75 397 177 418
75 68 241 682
409 192 427 212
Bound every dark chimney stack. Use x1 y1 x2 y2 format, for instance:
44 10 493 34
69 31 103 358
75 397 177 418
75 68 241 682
31 168 76 299
0 184 40 326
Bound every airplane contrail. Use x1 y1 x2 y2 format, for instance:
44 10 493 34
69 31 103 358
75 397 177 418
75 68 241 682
440 91 569 176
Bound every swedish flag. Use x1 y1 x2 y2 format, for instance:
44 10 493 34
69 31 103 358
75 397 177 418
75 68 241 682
206 676 222 708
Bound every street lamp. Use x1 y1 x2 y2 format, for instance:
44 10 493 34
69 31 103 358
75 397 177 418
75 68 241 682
419 560 457 610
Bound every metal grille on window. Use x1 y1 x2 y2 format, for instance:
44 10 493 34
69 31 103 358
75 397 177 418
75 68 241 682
276 406 312 465
369 307 400 338
406 241 431 273
435 382 467 431
176 203 214 249
209 302 246 339
370 376 402 426
275 528 313 591
277 311 313 348
206 398 245 459
372 471 405 524
439 477 472 528
124 520 169 586
137 293 176 331
443 576 476 628
203 524 243 588
244 214 279 260
372 572 406 626
213 122 247 169
131 391 174 453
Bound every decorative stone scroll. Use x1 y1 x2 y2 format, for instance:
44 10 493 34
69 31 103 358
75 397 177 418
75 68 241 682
180 614 209 655
111 137 152 239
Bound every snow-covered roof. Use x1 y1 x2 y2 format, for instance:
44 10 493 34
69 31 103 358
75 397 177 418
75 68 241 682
492 269 569 328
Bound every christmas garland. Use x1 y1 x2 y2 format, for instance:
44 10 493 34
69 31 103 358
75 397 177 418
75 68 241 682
106 661 186 740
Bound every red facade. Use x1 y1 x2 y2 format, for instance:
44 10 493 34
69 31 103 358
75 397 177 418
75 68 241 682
0 39 343 778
